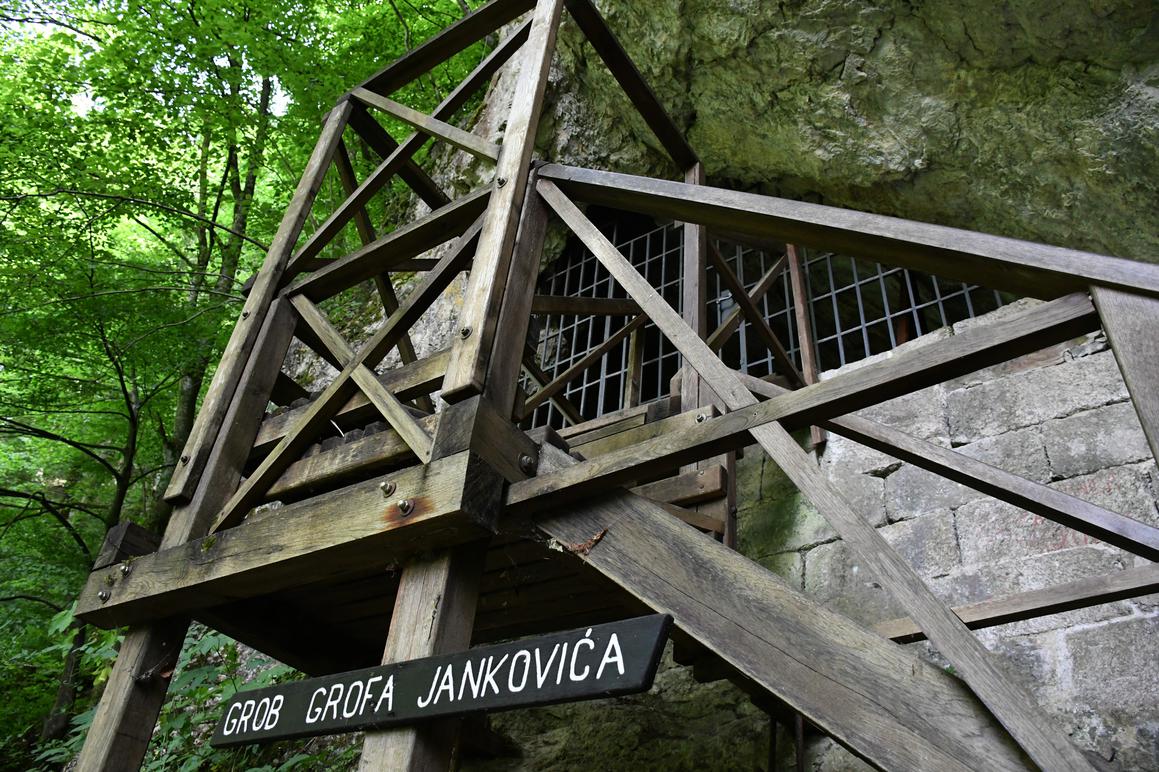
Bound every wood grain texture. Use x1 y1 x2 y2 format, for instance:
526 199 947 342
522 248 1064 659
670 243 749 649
287 187 490 302
294 22 529 268
352 88 500 162
533 445 1028 772
530 294 641 316
538 163 1159 300
441 0 566 400
539 181 1094 770
344 103 449 211
1092 285 1159 464
77 452 498 628
706 255 785 353
164 101 352 504
875 562 1159 644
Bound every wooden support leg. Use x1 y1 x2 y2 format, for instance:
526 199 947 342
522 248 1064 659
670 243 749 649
1091 285 1159 463
357 545 485 771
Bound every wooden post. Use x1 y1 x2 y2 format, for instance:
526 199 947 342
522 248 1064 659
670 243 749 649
1091 286 1159 463
786 244 825 449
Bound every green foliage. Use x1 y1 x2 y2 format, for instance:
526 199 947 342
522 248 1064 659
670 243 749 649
0 0 489 767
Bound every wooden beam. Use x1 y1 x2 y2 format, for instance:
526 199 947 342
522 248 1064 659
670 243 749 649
357 546 486 771
76 452 499 628
352 88 501 162
356 0 534 96
92 522 160 571
681 162 709 421
291 296 434 464
253 350 448 457
441 0 566 400
537 163 1159 301
287 187 490 301
521 345 586 425
632 465 728 507
333 139 434 414
346 103 450 211
706 255 785 352
875 562 1159 644
708 241 804 386
562 0 697 169
520 315 646 418
164 101 352 504
530 294 641 316
1091 286 1159 463
785 244 825 447
539 180 1095 771
293 23 529 269
533 445 1028 772
212 220 482 533
77 300 298 770
739 373 1159 562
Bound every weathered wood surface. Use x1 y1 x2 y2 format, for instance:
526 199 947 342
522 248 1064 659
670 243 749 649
288 187 490 302
539 180 1095 771
353 88 501 162
344 104 450 211
875 562 1159 644
532 445 1028 772
538 163 1159 300
681 162 708 421
740 373 1159 562
786 243 825 447
529 295 641 316
441 0 566 400
633 465 727 508
164 101 351 504
213 220 482 533
76 452 500 628
509 289 1100 513
521 346 585 425
294 22 529 268
562 0 697 170
357 0 534 96
1092 286 1159 464
92 522 160 570
357 546 486 771
706 255 786 353
252 350 448 457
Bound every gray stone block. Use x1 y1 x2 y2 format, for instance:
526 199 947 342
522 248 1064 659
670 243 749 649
856 384 949 445
946 350 1129 445
1042 400 1153 479
819 432 898 476
956 426 1051 483
884 463 978 522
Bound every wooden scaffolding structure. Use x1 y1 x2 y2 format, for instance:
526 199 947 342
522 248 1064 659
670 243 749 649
73 1 1159 769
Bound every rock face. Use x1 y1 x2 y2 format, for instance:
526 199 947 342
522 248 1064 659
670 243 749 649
539 0 1158 263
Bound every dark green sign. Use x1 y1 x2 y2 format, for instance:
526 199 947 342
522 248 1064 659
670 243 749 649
211 614 672 747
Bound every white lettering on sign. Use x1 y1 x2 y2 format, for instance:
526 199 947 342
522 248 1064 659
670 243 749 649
304 675 394 725
221 694 283 736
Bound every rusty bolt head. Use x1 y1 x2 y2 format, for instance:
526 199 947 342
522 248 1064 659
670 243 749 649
379 480 396 498
397 499 414 516
459 326 472 339
98 590 111 603
518 453 537 476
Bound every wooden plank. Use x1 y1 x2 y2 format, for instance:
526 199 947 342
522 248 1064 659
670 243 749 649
333 139 433 414
533 445 1029 772
875 562 1159 644
357 0 534 96
537 163 1159 300
736 374 1159 562
624 323 644 407
530 294 641 316
520 315 646 418
164 101 352 504
76 452 500 628
706 256 785 353
708 240 804 386
212 220 482 533
253 350 448 457
77 299 299 771
632 465 727 508
269 372 311 407
562 0 697 169
92 522 160 570
540 183 1094 770
521 346 585 425
1091 286 1159 463
786 244 825 448
345 103 450 211
357 545 487 772
287 187 490 302
681 162 708 420
352 88 500 162
441 0 567 400
293 22 530 268
291 296 434 464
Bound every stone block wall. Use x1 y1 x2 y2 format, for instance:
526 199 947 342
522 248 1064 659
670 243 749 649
735 298 1159 769
469 299 1158 771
